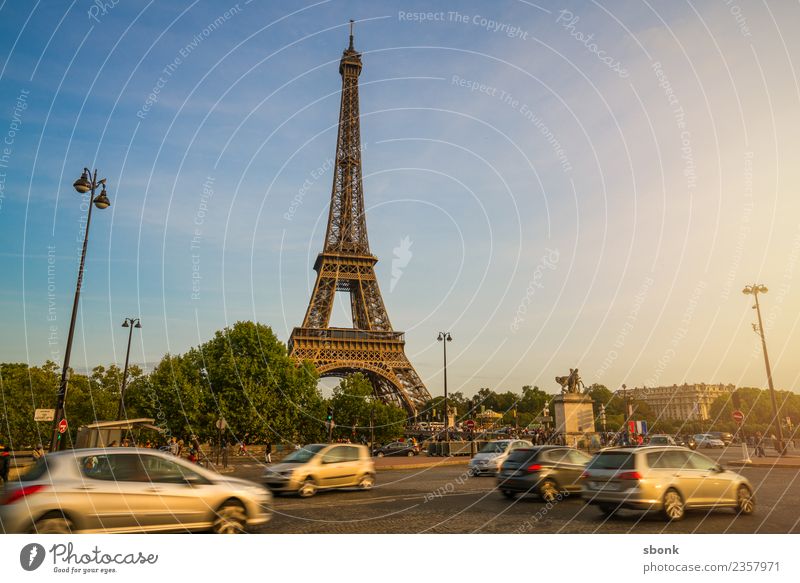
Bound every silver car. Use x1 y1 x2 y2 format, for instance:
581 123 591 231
0 448 272 534
469 439 532 476
581 446 755 521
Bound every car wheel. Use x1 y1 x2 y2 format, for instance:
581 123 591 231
376 452 385 458
501 490 516 499
31 515 73 534
211 501 247 534
735 485 755 515
298 478 318 498
407 450 414 457
357 473 375 490
598 503 618 517
662 489 685 521
539 479 559 504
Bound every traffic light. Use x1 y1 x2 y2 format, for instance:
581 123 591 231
326 407 334 422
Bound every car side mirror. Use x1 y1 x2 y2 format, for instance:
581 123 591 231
714 464 725 473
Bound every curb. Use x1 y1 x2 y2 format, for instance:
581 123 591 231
729 459 800 470
378 457 471 471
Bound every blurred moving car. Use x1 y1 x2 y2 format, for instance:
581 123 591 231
373 441 420 457
708 431 734 446
674 435 697 450
693 434 725 448
497 446 592 501
0 448 272 534
647 435 677 446
469 439 532 476
581 446 754 521
263 443 374 497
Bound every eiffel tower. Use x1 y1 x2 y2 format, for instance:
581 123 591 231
288 23 430 417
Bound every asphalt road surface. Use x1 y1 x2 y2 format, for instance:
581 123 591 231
237 448 800 534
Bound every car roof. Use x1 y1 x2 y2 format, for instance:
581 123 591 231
47 447 172 458
597 445 689 453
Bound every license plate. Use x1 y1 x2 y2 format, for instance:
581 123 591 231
591 481 620 491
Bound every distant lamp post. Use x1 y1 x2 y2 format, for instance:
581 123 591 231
437 331 452 440
599 403 607 433
117 318 142 419
743 284 784 455
50 168 112 452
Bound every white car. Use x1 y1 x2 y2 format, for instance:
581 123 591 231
693 434 725 448
468 439 532 476
648 435 676 446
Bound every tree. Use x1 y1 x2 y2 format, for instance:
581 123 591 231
329 374 406 443
126 321 326 445
0 361 59 448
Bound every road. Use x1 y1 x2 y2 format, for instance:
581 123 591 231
233 448 800 533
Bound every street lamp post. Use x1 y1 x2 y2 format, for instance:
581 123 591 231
437 332 452 443
117 318 141 419
743 284 784 455
50 169 111 452
543 404 550 440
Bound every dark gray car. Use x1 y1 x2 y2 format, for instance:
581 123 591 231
497 446 592 502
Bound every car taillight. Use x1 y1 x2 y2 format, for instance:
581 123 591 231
2 484 47 505
618 471 642 480
526 464 542 473
580 471 591 479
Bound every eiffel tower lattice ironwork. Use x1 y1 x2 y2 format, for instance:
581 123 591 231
288 24 430 416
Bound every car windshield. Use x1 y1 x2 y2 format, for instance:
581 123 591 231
480 442 509 454
588 452 635 470
650 437 668 444
282 444 326 463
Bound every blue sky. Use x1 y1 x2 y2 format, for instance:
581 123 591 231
1 0 799 397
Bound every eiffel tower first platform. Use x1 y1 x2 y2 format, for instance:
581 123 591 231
288 24 431 417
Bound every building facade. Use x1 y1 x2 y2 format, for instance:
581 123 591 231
628 383 735 421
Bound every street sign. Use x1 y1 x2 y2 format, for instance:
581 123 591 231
215 418 227 430
733 410 744 423
464 419 475 430
58 418 68 434
34 408 55 422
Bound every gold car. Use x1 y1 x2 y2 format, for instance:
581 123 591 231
263 443 375 497
581 446 755 521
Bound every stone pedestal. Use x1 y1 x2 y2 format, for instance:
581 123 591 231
553 393 596 447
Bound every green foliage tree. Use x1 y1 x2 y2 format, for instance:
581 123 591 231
329 373 407 444
126 321 326 445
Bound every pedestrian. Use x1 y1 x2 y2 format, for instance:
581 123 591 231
108 440 118 448
0 443 11 484
265 441 272 464
754 432 765 457
32 443 45 460
168 437 179 456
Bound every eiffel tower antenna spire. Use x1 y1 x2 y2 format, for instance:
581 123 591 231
349 19 354 50
289 30 430 417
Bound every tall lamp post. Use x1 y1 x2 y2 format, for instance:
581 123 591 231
50 169 111 452
437 332 452 441
117 318 141 419
743 284 784 455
